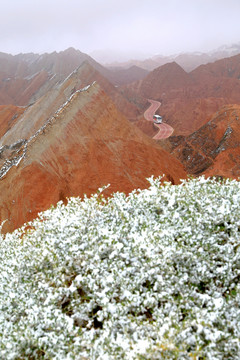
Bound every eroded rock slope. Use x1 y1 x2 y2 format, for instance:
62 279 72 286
160 105 240 178
0 82 186 233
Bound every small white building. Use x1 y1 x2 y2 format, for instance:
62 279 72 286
153 115 162 124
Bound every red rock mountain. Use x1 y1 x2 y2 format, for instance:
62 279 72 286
122 54 240 136
0 82 186 233
67 62 141 121
0 48 148 108
0 105 25 138
0 48 107 81
1 48 240 233
0 49 144 127
0 70 49 105
191 53 240 80
160 104 240 178
0 62 141 148
123 62 193 107
138 62 194 98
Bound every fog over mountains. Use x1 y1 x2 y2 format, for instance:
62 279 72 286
104 42 240 72
2 0 240 59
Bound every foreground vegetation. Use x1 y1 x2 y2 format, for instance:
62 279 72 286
0 176 240 359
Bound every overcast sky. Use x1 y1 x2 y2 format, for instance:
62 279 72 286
1 0 240 62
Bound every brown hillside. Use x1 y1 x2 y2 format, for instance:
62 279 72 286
0 62 140 149
122 54 240 136
0 83 186 233
0 71 50 106
124 62 193 108
0 49 102 106
69 62 140 121
161 104 240 178
139 62 194 99
191 53 240 80
0 50 141 124
0 105 25 138
0 49 147 108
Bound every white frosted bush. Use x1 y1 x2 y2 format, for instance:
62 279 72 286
0 176 240 359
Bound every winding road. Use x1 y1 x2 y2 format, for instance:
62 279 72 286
144 99 173 139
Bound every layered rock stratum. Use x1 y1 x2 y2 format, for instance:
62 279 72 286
0 82 186 233
0 48 148 108
0 105 25 138
160 104 240 178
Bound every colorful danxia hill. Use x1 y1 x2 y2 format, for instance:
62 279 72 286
0 48 240 232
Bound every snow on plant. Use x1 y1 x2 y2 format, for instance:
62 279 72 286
0 176 240 359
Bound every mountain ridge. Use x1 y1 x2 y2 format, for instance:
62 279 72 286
0 82 186 233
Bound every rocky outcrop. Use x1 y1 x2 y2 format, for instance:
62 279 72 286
0 82 186 233
161 105 240 177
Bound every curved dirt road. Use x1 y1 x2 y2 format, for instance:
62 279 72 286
144 99 173 139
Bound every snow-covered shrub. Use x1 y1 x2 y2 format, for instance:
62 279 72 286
0 176 240 359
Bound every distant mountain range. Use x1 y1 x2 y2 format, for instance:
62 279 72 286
105 42 240 72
